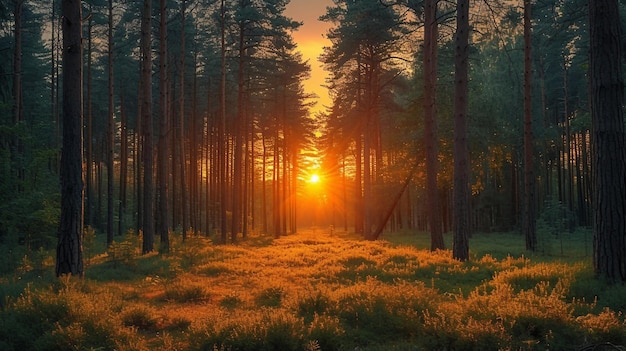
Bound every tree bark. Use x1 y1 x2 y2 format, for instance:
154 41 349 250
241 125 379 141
118 92 128 237
523 0 537 251
179 0 189 240
453 0 470 261
219 0 228 243
424 0 444 250
158 0 170 252
57 0 84 277
141 0 154 254
588 0 626 282
106 0 115 246
85 6 93 227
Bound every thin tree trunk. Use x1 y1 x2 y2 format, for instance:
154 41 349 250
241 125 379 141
262 133 268 233
219 0 228 243
12 0 24 189
158 0 170 252
85 6 93 227
51 0 59 172
191 51 199 235
523 0 537 251
179 0 189 240
141 0 155 254
106 0 115 246
136 67 143 232
232 10 246 242
424 0 444 250
118 92 128 237
453 0 470 261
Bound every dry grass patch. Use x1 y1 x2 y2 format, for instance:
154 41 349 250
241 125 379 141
2 229 626 350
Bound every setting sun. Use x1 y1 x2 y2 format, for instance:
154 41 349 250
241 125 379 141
309 173 320 183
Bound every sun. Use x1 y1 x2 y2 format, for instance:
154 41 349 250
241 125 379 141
309 173 320 183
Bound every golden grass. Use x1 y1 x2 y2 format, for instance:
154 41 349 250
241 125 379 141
1 229 625 350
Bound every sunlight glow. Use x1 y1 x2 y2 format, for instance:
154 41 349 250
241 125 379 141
309 174 320 183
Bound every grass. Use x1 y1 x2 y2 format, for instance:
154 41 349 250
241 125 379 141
0 227 624 350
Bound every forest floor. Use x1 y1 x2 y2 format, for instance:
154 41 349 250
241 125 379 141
1 227 626 350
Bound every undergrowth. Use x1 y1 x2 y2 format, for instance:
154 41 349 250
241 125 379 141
1 228 624 350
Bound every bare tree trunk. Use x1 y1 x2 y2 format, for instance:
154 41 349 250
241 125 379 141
262 133 268 233
219 0 228 243
453 0 470 261
106 0 115 246
85 6 93 227
523 0 537 252
589 0 626 282
424 0 444 250
158 0 170 252
57 0 84 277
191 52 199 235
118 92 128 237
232 10 246 242
179 0 189 240
50 0 59 172
12 0 24 189
141 0 154 254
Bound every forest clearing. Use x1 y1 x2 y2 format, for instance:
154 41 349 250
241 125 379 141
1 228 625 351
2 0 626 349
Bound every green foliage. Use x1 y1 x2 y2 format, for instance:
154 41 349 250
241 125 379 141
107 231 140 269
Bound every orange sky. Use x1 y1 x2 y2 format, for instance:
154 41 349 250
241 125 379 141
285 0 333 116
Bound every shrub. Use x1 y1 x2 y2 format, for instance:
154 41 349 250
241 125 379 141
164 278 210 303
297 290 331 322
121 306 159 332
255 287 284 308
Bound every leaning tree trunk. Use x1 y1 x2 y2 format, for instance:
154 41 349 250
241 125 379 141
588 0 626 283
57 0 84 277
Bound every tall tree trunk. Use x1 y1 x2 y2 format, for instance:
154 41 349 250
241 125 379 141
51 0 59 172
135 93 143 232
219 0 228 243
158 0 170 252
232 10 246 242
118 92 128 237
588 0 626 282
523 0 537 251
453 0 470 261
141 0 154 254
106 0 115 246
171 74 179 229
424 0 444 250
191 52 199 235
262 133 268 233
179 0 189 240
273 123 281 237
12 0 24 189
85 7 93 227
57 0 84 277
